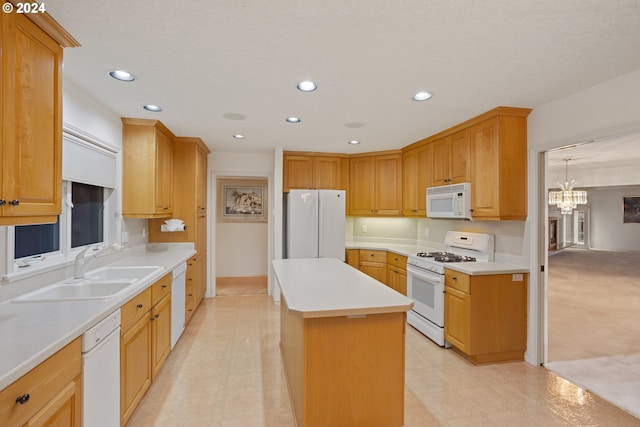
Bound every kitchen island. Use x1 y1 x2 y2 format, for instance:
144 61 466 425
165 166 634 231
272 258 413 427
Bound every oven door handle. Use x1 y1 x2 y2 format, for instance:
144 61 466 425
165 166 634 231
406 264 445 283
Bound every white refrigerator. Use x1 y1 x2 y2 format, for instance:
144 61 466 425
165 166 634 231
285 189 346 261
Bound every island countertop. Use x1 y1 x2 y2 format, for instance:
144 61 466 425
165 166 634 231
272 258 413 318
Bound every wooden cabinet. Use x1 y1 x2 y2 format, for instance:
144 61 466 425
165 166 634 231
349 153 402 216
469 113 529 220
431 129 470 186
283 153 348 191
386 252 407 295
151 291 172 380
120 273 172 425
120 288 152 426
122 118 176 218
444 269 528 364
0 338 81 427
402 143 432 216
0 11 78 226
185 257 197 324
357 250 387 283
148 137 209 319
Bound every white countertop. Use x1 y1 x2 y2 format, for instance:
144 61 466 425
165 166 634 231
0 244 196 390
346 240 529 275
444 262 530 275
272 258 413 318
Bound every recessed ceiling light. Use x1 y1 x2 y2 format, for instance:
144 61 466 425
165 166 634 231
108 70 136 82
297 80 317 92
286 117 301 123
412 91 433 101
348 140 360 145
233 134 246 139
143 104 162 112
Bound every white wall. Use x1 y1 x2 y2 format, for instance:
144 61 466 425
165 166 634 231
587 186 640 251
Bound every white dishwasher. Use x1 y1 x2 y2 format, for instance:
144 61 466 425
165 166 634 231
171 262 187 349
82 309 120 427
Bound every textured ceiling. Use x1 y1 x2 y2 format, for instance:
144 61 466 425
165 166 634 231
47 1 640 172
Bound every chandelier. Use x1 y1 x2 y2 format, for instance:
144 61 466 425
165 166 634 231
548 158 587 215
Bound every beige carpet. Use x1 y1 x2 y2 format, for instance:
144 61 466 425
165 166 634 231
546 248 640 418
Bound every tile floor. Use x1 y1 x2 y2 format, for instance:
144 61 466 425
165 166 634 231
127 295 640 427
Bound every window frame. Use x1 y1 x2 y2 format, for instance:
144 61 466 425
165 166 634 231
6 181 110 280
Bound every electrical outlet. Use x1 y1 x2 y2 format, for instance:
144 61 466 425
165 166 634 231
121 231 129 243
142 229 147 239
424 227 430 237
362 224 368 233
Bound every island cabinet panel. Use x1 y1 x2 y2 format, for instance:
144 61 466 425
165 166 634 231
274 258 412 427
280 297 406 427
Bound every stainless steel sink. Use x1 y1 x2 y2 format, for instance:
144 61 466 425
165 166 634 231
13 280 134 302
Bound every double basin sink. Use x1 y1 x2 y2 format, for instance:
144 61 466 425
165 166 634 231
12 266 163 303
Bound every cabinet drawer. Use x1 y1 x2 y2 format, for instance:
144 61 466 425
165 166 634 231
386 252 407 269
359 250 386 263
121 288 152 334
151 273 172 306
0 337 81 427
445 269 470 294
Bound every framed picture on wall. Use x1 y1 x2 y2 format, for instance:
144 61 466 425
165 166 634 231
219 179 268 222
623 196 640 223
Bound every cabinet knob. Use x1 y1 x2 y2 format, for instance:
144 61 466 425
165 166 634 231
16 394 30 405
452 276 457 281
162 285 167 288
150 316 155 321
9 199 19 206
137 303 144 308
0 199 5 206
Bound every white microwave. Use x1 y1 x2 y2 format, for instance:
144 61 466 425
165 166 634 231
426 182 472 219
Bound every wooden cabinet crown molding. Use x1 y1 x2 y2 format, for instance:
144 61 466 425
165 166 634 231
402 106 531 152
6 1 81 47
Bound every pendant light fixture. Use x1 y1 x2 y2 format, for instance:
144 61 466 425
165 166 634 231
548 158 587 215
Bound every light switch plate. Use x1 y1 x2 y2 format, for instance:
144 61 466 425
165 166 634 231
512 273 524 282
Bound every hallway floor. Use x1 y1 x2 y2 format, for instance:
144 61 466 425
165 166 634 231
126 295 640 426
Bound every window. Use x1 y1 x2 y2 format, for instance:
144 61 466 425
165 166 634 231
14 182 105 261
14 219 60 259
71 182 104 248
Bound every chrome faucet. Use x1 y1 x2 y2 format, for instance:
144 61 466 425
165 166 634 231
74 243 123 279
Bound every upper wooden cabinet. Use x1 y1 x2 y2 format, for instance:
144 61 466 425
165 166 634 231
431 129 470 186
283 153 348 191
148 137 210 245
0 12 78 226
470 113 529 220
349 152 402 216
402 142 432 216
122 118 176 218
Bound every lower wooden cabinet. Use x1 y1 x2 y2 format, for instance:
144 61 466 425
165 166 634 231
120 274 172 425
358 250 387 283
386 253 407 295
347 249 407 295
185 257 197 324
444 269 527 364
0 338 82 427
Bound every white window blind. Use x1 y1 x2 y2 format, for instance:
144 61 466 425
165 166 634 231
62 125 118 189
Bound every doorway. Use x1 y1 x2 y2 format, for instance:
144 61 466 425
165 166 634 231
214 176 269 296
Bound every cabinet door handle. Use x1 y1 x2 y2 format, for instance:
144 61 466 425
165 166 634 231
162 285 167 288
0 199 5 206
452 276 457 281
9 199 19 206
16 394 30 405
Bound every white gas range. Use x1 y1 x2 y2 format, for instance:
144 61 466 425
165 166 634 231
406 231 494 346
